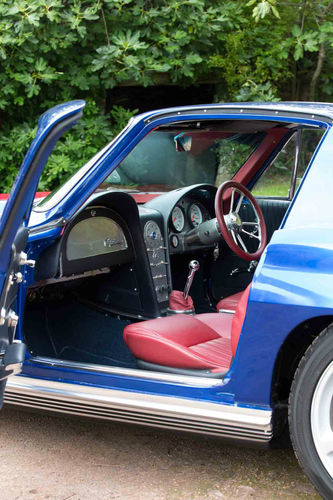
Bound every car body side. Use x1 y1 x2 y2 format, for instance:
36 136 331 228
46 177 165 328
3 103 333 439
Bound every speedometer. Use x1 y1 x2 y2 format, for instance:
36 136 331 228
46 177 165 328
189 203 203 227
171 206 185 232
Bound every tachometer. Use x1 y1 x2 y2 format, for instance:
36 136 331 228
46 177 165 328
171 206 185 232
189 203 203 227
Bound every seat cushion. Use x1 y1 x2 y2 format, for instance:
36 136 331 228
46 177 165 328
123 312 234 372
216 291 244 312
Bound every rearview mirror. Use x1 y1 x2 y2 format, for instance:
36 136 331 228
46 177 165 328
174 133 192 152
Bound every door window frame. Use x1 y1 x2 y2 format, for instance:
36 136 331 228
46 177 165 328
249 126 323 201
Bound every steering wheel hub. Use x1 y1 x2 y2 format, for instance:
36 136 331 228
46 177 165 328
228 212 243 232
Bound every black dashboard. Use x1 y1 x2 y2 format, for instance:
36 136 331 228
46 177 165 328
33 184 217 319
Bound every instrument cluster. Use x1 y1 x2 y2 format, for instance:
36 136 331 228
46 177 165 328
170 198 210 233
169 196 211 250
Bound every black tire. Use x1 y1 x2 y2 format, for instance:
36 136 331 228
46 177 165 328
289 325 333 499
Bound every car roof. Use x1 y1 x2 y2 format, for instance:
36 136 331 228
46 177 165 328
136 102 333 124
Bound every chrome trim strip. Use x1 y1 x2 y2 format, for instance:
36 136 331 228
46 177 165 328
289 128 302 199
5 376 273 443
32 267 111 287
218 309 235 314
28 356 222 388
166 308 195 315
29 217 64 234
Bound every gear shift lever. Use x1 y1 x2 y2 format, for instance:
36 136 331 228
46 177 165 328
183 260 200 300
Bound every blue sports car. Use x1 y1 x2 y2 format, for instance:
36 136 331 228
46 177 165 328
0 100 332 498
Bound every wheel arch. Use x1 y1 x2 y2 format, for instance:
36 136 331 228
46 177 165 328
270 314 333 442
272 314 333 406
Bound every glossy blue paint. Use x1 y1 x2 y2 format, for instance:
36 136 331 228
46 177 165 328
284 127 333 229
5 101 333 414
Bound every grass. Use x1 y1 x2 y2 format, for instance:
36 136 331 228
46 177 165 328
252 178 291 198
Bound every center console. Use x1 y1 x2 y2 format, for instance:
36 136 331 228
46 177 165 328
139 207 171 311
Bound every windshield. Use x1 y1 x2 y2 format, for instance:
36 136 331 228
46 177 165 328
35 123 266 211
97 129 265 193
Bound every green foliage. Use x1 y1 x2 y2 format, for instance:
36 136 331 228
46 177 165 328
0 0 331 193
0 100 136 193
247 0 280 22
0 0 330 114
235 81 280 102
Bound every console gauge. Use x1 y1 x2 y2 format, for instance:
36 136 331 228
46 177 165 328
171 206 185 232
189 203 203 227
144 221 162 249
170 235 179 248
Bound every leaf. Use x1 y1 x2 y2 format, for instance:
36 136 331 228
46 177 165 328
304 37 318 52
291 25 302 38
35 58 47 72
185 53 202 64
294 43 303 61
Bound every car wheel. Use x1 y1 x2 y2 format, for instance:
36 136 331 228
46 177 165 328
289 325 333 499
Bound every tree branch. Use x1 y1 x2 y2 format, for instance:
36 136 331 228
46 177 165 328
101 7 110 48
309 41 326 100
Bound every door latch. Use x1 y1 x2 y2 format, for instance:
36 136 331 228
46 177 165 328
18 251 35 268
0 308 19 327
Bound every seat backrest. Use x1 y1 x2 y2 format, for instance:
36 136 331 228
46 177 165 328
230 284 251 357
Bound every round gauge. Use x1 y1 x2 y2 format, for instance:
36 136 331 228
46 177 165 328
144 221 162 249
189 203 203 227
170 235 179 248
171 206 185 232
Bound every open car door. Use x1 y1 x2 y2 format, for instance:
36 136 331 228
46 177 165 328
0 100 85 408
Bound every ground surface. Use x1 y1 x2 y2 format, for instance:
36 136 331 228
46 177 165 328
0 407 320 500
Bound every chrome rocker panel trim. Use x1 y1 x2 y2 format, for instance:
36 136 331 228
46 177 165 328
5 375 273 444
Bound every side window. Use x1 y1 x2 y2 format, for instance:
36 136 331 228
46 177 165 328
295 129 324 189
252 128 324 198
215 134 264 186
252 134 297 198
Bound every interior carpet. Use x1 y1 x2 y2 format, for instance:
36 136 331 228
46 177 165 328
24 298 137 368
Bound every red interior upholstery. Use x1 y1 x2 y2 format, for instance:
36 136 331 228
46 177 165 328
123 284 251 373
230 285 251 357
168 290 194 311
216 291 244 312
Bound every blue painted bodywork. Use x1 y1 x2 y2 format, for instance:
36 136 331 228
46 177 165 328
3 101 333 416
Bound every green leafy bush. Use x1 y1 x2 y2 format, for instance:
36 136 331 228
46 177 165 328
0 100 137 193
0 0 331 193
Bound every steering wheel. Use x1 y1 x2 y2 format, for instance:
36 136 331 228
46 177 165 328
214 181 267 262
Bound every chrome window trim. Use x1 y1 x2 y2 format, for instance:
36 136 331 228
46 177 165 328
28 356 223 388
5 375 273 443
289 128 302 199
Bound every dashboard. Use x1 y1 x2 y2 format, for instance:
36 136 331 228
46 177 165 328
33 184 217 318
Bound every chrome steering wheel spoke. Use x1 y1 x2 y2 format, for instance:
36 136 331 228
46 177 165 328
236 233 248 253
241 228 261 241
235 193 244 214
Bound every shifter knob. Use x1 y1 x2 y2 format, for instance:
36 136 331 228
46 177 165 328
189 260 200 271
183 260 200 300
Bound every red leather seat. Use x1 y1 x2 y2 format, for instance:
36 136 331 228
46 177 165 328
216 290 244 313
124 285 251 374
